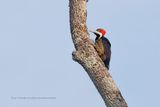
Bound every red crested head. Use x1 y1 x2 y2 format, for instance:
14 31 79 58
96 28 106 36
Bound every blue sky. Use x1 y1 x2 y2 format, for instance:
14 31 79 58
0 0 160 107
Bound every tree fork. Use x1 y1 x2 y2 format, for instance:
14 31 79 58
69 0 128 106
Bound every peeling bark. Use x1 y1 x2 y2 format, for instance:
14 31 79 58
69 0 128 107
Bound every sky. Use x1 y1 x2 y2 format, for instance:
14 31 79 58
0 0 160 107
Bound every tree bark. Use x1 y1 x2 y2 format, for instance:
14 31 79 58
69 0 128 107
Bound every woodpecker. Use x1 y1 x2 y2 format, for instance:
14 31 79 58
89 28 111 70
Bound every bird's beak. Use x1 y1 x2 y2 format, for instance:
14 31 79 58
89 29 102 38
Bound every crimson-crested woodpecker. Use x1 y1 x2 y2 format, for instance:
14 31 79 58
90 28 111 70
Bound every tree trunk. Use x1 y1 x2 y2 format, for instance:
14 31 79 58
69 0 128 107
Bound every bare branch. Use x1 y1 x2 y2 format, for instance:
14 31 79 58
69 0 128 107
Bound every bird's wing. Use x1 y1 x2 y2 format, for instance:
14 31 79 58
95 39 106 61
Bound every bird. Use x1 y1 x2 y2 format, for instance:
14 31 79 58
89 28 111 70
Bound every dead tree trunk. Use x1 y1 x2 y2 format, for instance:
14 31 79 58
69 0 128 107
